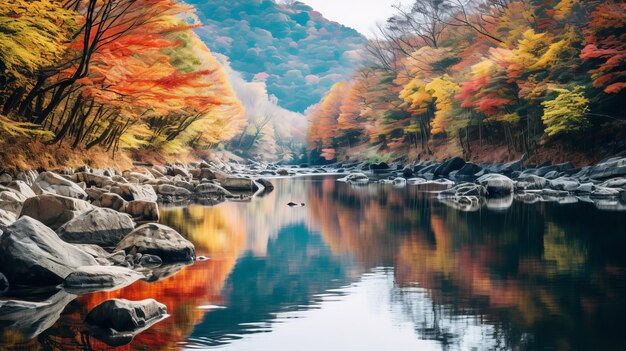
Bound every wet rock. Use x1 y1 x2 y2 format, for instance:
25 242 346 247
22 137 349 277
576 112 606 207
195 183 233 198
276 169 289 176
544 170 560 179
33 171 87 199
0 190 27 215
115 223 195 263
0 216 98 285
287 202 305 207
455 163 482 180
477 174 514 197
591 187 621 197
0 208 16 232
20 194 93 230
56 208 135 247
600 178 626 190
433 157 466 178
87 298 167 331
64 266 143 294
218 177 259 192
393 177 407 186
575 183 595 193
110 183 158 202
407 178 427 185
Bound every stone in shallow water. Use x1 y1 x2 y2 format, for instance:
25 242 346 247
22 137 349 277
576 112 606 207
115 223 195 263
64 266 143 294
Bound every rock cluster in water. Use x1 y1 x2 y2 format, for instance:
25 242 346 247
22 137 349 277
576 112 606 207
0 159 276 345
332 156 626 212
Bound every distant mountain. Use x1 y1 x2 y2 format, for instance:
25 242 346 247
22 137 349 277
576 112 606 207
188 0 366 112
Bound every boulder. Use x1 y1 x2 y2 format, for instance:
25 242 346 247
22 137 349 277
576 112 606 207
591 187 621 197
589 158 626 179
195 183 233 198
433 157 466 178
86 187 107 202
455 163 482 179
16 170 38 186
515 174 549 190
549 177 580 191
64 266 143 293
97 192 128 212
0 216 98 285
33 172 87 199
56 208 135 247
115 223 195 263
218 177 259 192
74 244 119 265
125 200 159 222
156 184 191 197
0 190 27 215
0 208 17 232
276 169 289 176
168 165 190 179
6 180 36 198
477 174 514 197
20 194 93 230
601 178 626 190
85 298 167 333
73 172 115 188
110 183 157 202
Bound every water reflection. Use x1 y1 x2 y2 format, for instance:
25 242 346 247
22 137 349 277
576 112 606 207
1 176 626 350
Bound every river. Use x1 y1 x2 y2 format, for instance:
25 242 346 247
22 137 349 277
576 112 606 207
3 175 626 350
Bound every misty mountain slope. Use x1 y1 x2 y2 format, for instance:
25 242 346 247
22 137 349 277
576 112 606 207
188 0 366 112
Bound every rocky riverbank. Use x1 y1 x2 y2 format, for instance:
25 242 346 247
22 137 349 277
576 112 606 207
0 159 276 346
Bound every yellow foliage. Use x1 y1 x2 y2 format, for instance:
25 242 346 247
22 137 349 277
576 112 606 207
426 75 460 135
399 78 432 115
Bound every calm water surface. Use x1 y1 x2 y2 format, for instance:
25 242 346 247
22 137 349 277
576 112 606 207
3 175 626 350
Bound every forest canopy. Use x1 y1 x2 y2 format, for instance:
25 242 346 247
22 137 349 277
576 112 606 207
307 0 626 163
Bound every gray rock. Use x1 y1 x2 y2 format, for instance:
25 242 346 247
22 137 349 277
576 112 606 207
85 187 107 201
73 172 115 188
156 184 191 197
338 173 369 184
575 183 595 193
0 190 27 215
97 192 128 212
276 168 289 176
0 173 12 185
218 177 259 192
477 174 514 197
591 187 621 197
255 178 274 191
20 194 93 230
125 200 159 222
433 157 466 178
33 171 87 199
64 266 143 294
6 180 36 198
515 174 549 190
590 158 626 179
195 183 233 197
0 216 98 285
601 178 626 190
85 298 167 334
549 177 580 191
56 208 135 247
0 208 17 232
168 165 190 179
110 183 158 202
16 170 38 186
115 223 195 263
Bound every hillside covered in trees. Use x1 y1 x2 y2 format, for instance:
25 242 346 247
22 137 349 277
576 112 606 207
307 0 626 165
187 0 366 112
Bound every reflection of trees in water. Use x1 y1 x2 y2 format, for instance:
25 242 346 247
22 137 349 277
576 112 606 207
306 177 626 350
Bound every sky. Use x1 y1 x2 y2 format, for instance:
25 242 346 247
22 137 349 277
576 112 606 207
298 0 414 36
